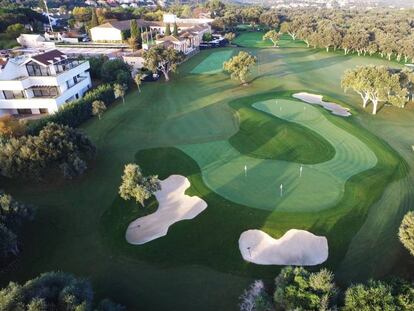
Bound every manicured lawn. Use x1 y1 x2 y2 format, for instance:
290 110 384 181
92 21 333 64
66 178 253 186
1 35 414 311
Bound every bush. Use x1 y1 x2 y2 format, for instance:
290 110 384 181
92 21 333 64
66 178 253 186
100 59 132 85
273 267 336 311
88 55 108 80
0 123 96 179
27 83 115 135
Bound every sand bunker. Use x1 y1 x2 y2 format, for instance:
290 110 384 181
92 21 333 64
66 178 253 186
125 175 207 245
239 229 328 265
293 92 351 117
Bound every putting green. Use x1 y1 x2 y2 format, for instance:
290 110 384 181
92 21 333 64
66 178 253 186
179 98 377 212
190 50 234 74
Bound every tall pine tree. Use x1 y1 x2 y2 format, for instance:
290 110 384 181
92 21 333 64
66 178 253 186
165 23 171 36
173 23 178 36
90 8 98 28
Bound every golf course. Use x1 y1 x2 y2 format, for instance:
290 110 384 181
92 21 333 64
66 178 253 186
1 32 413 310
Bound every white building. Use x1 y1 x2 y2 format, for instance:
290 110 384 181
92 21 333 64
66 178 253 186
0 50 92 116
89 14 212 43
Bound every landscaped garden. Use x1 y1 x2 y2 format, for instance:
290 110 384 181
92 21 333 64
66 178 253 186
1 33 413 310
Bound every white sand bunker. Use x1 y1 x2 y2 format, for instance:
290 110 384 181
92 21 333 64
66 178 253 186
293 92 351 117
125 175 207 245
239 229 328 266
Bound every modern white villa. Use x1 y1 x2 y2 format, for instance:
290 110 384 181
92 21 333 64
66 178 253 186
0 50 91 116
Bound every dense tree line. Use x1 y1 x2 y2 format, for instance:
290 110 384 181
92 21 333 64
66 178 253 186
0 271 124 310
240 266 414 311
0 123 95 179
0 192 33 264
278 8 414 63
0 7 46 32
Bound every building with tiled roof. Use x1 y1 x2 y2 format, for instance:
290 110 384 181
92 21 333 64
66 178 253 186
0 50 91 116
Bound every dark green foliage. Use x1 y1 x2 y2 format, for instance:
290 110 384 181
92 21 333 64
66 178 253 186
165 23 171 36
130 19 138 38
27 84 115 134
101 59 131 84
0 271 93 310
0 7 47 32
88 55 108 80
0 192 33 260
173 23 178 36
90 8 98 28
274 267 336 311
343 279 414 311
0 123 96 179
202 32 213 42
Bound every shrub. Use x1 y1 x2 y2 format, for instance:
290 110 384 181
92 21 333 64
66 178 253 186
27 83 115 135
273 267 336 311
0 123 96 179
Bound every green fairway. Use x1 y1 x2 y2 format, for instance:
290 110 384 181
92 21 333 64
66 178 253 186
234 32 306 48
1 35 413 311
190 49 234 74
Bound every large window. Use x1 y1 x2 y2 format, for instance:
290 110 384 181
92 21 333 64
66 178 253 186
26 62 50 76
32 87 58 98
2 90 25 99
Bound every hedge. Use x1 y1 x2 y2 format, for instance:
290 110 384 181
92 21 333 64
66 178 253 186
27 83 115 135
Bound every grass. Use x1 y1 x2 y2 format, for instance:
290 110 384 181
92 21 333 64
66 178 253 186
228 92 336 164
1 35 414 311
190 49 234 74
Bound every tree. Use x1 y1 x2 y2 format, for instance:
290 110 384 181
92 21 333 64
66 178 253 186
113 83 127 104
127 36 139 52
202 32 213 42
239 280 274 311
5 23 26 38
134 73 143 92
344 280 396 310
263 30 281 47
224 32 236 44
274 267 336 311
119 163 161 207
130 19 139 38
280 21 299 40
0 191 33 261
259 11 280 29
342 65 407 114
0 271 124 310
143 46 184 81
223 51 257 85
100 59 131 84
0 115 26 138
90 8 99 28
165 23 171 36
181 5 192 18
92 100 106 120
88 55 107 80
173 22 178 36
0 123 96 179
399 211 414 256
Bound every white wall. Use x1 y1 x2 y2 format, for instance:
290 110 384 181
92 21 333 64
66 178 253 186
90 27 123 42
